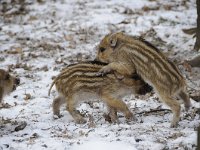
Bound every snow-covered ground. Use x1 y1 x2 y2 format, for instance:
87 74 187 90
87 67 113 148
0 0 199 149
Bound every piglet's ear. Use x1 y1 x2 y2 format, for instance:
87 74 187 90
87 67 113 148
109 38 117 47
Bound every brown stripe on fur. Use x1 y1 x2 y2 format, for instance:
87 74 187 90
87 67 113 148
123 45 176 85
56 76 108 95
125 42 181 82
48 62 106 95
129 52 171 89
115 33 183 82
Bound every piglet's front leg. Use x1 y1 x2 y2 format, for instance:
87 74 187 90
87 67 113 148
96 62 135 77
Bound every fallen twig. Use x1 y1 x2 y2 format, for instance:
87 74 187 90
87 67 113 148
137 109 171 115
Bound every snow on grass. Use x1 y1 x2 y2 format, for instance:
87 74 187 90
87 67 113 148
0 0 199 150
71 140 137 150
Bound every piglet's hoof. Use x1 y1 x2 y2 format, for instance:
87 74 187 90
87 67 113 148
53 114 63 119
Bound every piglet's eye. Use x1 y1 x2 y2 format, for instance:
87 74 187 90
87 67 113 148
99 47 106 52
5 74 10 80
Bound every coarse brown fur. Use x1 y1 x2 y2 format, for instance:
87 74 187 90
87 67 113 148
95 32 191 127
48 61 152 124
0 69 20 107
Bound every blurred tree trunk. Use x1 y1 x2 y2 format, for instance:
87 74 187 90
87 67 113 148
198 126 200 150
182 0 200 69
182 0 200 51
194 0 200 51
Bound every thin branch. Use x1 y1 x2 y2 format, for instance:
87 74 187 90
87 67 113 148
137 109 171 115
